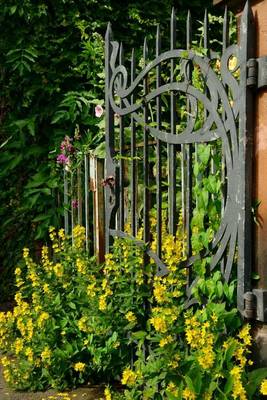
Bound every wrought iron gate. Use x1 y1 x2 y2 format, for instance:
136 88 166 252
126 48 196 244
104 2 255 316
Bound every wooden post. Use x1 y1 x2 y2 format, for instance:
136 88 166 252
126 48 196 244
89 156 105 264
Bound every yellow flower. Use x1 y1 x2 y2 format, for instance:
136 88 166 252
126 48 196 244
104 387 112 400
76 258 86 274
73 362 86 372
153 281 167 304
15 267 22 276
197 346 215 370
121 368 137 386
182 387 196 400
72 225 86 249
99 295 107 311
25 347 34 362
37 312 49 328
58 228 65 240
260 379 267 395
23 247 29 259
238 324 252 346
159 335 173 347
150 316 167 333
41 346 52 362
54 263 64 278
14 338 24 354
43 283 50 294
167 382 179 397
125 311 137 324
78 316 88 332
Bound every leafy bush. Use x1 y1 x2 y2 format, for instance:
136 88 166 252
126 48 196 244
1 224 267 398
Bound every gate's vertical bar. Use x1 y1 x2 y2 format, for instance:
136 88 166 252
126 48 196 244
156 24 162 259
105 23 115 253
169 8 177 236
143 37 150 360
186 10 193 262
71 172 74 244
238 1 255 313
95 158 105 263
77 165 82 225
119 44 125 232
143 37 150 246
131 49 137 237
84 154 90 252
90 156 96 253
64 169 69 235
221 6 229 274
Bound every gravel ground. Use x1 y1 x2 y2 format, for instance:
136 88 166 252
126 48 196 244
0 367 104 400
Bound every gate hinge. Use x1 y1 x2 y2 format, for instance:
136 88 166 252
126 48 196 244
247 57 267 89
244 289 267 322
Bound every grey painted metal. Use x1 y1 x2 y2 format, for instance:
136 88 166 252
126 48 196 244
156 24 162 259
168 8 177 236
237 1 254 313
185 10 193 279
143 37 150 247
130 48 137 237
119 43 125 232
104 1 255 315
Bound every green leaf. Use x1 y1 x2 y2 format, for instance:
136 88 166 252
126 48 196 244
246 368 267 398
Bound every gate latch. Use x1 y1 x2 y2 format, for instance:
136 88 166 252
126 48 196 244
244 289 267 322
247 56 267 89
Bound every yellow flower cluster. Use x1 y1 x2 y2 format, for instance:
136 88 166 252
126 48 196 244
104 387 112 400
41 346 52 363
167 382 179 397
76 258 86 274
150 315 168 333
182 387 196 400
185 314 215 370
72 225 86 249
125 311 137 324
230 366 247 400
121 368 137 386
77 316 88 332
261 379 267 395
73 362 86 372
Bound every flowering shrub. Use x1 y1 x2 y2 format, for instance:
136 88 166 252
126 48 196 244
0 226 126 390
1 224 267 398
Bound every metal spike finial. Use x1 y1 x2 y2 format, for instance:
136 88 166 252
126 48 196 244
204 9 209 49
223 5 229 51
131 47 135 61
143 37 148 61
156 24 161 56
105 22 113 41
241 0 254 25
186 10 192 50
119 42 124 64
170 7 176 49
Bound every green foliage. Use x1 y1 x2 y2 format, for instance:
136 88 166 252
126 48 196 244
0 0 213 302
0 227 266 398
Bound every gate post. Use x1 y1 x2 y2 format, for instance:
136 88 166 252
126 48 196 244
215 0 267 366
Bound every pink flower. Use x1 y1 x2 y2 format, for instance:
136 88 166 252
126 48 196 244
72 199 79 209
57 154 69 165
60 136 75 154
95 104 104 118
